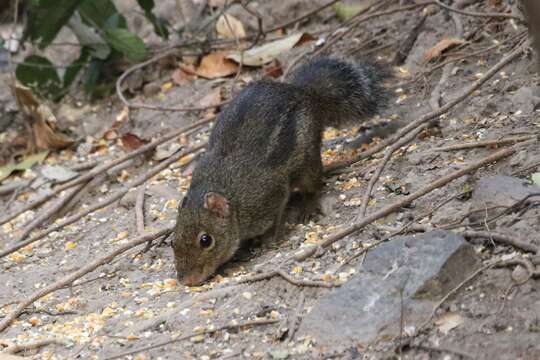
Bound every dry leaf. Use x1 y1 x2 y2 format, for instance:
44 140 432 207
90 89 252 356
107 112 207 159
121 133 148 151
171 68 193 86
227 33 315 66
198 87 222 108
264 59 283 78
216 14 246 39
194 52 238 79
423 38 465 63
0 151 49 182
103 130 118 141
15 85 75 152
435 312 464 334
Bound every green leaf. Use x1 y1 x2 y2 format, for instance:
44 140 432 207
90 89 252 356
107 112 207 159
23 0 84 48
0 151 49 182
84 59 102 95
63 48 90 88
136 0 155 12
104 28 146 61
15 55 63 100
79 0 126 29
532 172 540 186
136 0 169 39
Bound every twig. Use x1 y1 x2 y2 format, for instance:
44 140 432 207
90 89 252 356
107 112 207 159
295 139 536 261
0 180 30 196
461 230 539 254
222 0 244 91
238 269 338 288
511 158 540 176
434 0 523 21
123 285 244 335
265 0 341 34
409 344 475 359
135 186 146 235
2 338 69 354
420 262 495 331
315 2 435 56
14 182 87 243
282 1 432 80
286 291 305 341
359 124 428 217
0 144 204 259
435 135 535 151
0 117 213 226
115 49 227 112
0 226 173 333
327 39 528 172
394 15 427 65
6 0 19 86
422 30 528 78
105 317 279 360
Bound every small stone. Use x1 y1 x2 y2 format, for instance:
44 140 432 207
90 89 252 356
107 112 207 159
512 265 529 283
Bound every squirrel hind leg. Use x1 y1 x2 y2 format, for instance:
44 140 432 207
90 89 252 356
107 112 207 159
289 162 324 223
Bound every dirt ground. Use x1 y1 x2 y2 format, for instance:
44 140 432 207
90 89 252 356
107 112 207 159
1 0 540 359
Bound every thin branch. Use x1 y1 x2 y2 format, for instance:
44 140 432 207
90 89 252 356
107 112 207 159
14 181 87 243
0 117 213 226
359 124 428 217
0 144 205 259
135 186 146 235
238 268 339 288
435 135 535 151
434 0 523 21
327 39 528 172
104 318 279 359
462 230 539 254
0 227 173 333
295 139 536 261
3 338 69 354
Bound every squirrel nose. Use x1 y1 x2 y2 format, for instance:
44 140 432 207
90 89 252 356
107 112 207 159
179 272 205 286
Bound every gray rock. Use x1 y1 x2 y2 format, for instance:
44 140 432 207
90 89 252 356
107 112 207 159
470 176 540 221
510 86 540 113
298 230 479 349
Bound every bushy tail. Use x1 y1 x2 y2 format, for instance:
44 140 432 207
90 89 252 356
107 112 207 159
288 57 390 128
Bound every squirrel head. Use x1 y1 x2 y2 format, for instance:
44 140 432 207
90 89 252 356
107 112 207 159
172 191 240 286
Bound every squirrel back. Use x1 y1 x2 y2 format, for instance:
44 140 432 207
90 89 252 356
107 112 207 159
173 57 391 286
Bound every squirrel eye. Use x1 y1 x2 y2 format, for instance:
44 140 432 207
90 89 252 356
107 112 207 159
199 233 213 249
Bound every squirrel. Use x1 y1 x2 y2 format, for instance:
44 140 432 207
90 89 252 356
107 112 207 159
172 57 390 286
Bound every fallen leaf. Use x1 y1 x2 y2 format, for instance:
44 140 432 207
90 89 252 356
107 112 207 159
332 0 379 21
532 172 540 186
435 312 464 334
171 68 193 86
216 14 246 39
193 52 238 79
154 143 182 161
227 33 315 66
41 165 78 182
15 85 75 151
423 38 466 63
264 59 283 78
104 130 118 141
121 133 148 151
0 151 49 182
198 87 222 108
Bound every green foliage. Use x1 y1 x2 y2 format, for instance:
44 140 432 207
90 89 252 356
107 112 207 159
23 0 85 49
15 55 63 100
16 0 169 100
104 28 146 61
137 0 169 39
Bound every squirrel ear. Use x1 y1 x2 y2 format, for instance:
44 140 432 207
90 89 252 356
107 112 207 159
204 192 230 218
